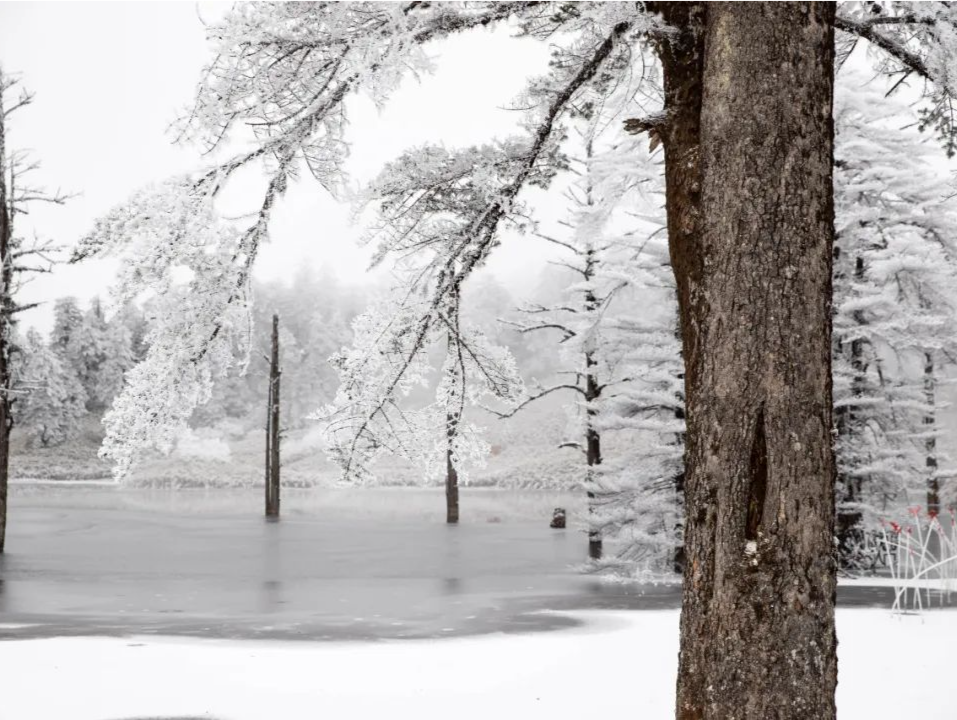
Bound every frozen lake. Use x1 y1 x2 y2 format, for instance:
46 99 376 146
1 485 898 642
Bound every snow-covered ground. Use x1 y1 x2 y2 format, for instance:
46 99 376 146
1 608 954 720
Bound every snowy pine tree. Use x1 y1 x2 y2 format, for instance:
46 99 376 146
832 68 957 562
495 123 684 569
15 329 87 447
50 296 85 368
79 298 134 413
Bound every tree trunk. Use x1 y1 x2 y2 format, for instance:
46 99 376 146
647 2 705 574
651 2 706 383
445 289 461 525
264 314 280 519
673 4 838 719
0 342 10 554
0 92 12 555
585 348 602 560
446 408 459 524
835 254 866 562
672 365 686 574
924 351 940 518
581 233 603 559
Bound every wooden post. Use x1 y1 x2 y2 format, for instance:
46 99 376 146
265 314 281 519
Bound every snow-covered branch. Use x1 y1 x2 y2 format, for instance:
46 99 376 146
836 3 957 155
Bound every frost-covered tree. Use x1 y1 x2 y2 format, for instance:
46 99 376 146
0 67 67 552
79 298 134 413
76 179 254 477
14 329 86 448
494 127 683 566
50 297 85 367
833 68 957 562
47 296 136 415
593 270 684 575
318 265 524 522
79 3 957 715
76 4 649 476
334 140 556 508
117 302 148 363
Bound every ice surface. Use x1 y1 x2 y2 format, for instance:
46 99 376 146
0 486 651 640
0 486 909 642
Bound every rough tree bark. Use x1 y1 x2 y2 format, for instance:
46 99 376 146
672 357 686 573
641 2 707 574
673 4 838 719
264 313 280 519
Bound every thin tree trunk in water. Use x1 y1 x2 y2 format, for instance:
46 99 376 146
924 352 940 517
674 5 838 718
585 348 602 559
446 409 459 524
581 206 602 558
445 288 461 525
265 314 280 519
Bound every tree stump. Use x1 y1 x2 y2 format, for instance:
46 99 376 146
550 508 566 529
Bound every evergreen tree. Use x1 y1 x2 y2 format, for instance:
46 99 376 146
15 329 87 447
50 296 85 368
80 297 134 413
498 125 683 568
832 68 957 562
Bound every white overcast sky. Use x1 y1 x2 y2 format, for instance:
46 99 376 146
0 2 560 332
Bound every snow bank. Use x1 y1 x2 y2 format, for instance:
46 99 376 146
0 609 953 720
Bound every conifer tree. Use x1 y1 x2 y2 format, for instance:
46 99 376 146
832 68 957 561
15 329 87 447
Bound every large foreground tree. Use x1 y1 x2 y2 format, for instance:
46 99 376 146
79 3 957 717
658 5 838 717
